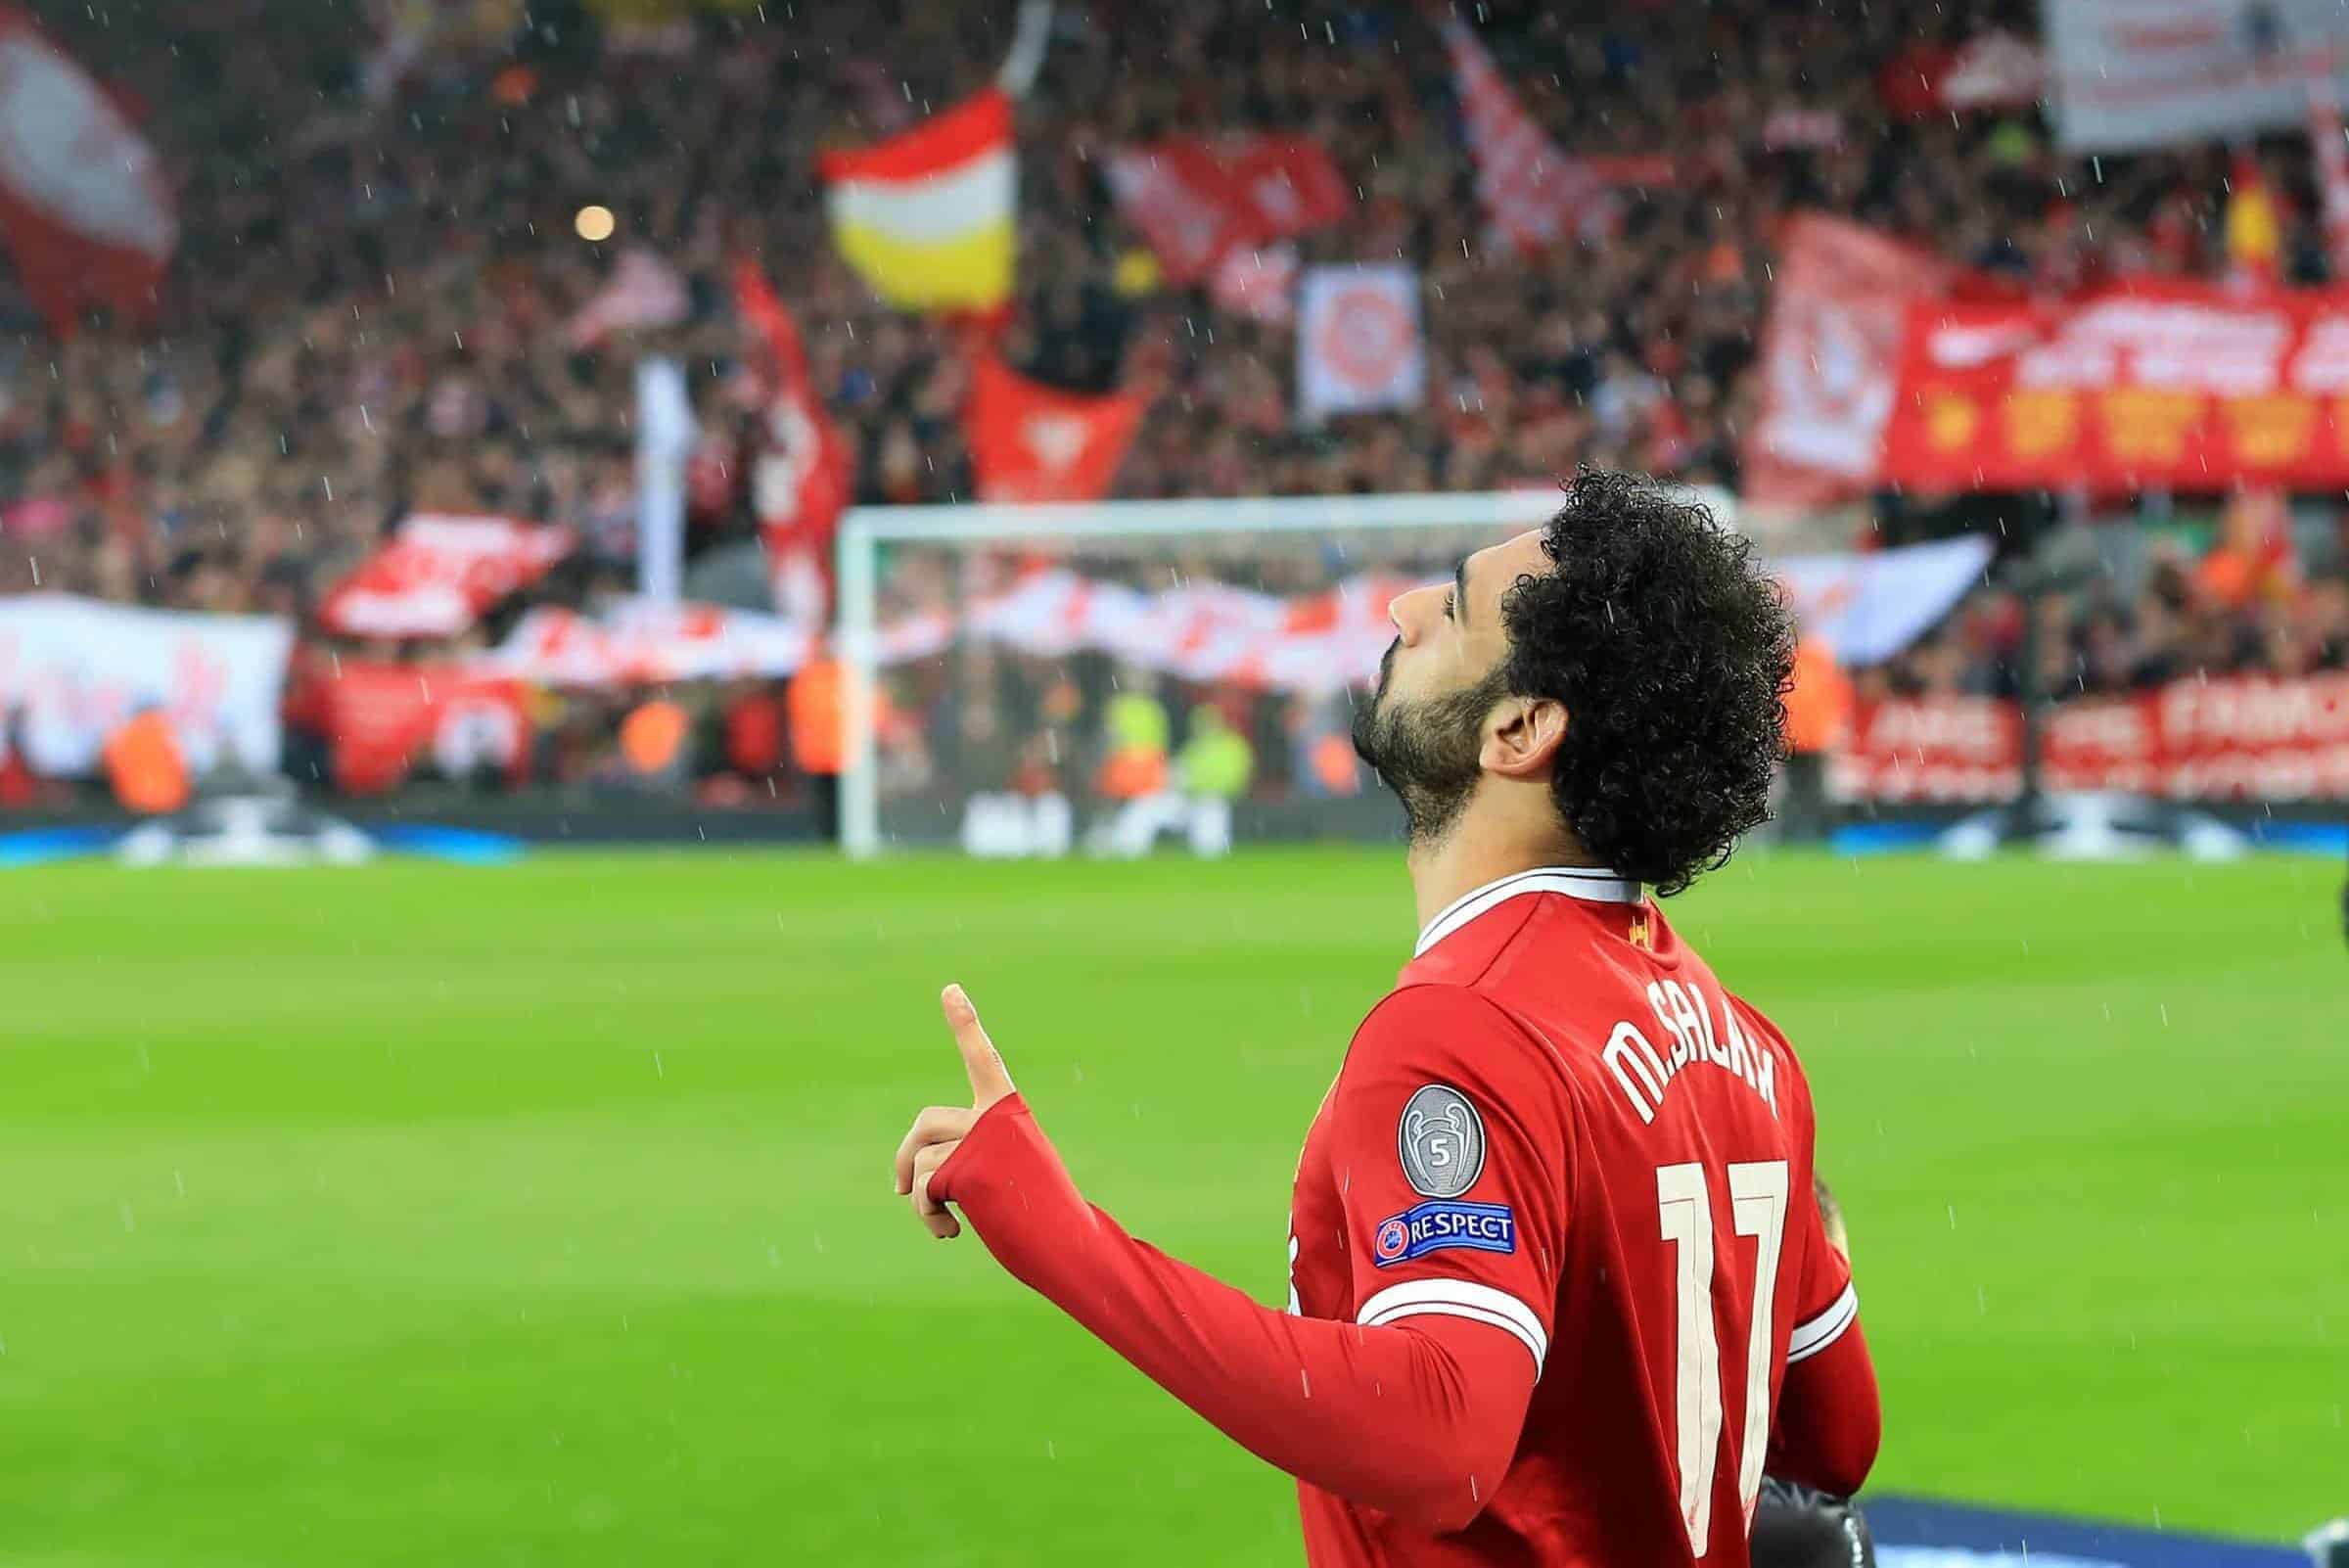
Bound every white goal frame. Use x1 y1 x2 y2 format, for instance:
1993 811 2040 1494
835 487 1737 857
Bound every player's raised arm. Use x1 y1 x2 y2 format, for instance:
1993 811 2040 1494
892 985 1014 1239
895 986 1545 1533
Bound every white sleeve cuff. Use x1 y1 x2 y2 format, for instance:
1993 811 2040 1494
1786 1282 1859 1364
1357 1278 1548 1373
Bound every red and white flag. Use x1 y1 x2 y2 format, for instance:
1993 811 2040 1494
1105 143 1256 285
0 8 176 336
1225 135 1349 244
1105 135 1348 285
1441 20 1616 254
567 247 689 348
965 358 1144 503
2312 77 2349 278
1209 243 1298 325
319 514 575 640
735 256 850 623
1745 213 1952 510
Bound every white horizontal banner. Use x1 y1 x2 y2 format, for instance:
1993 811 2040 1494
0 595 291 777
2047 0 2349 151
484 537 1972 697
1775 535 1995 667
486 599 813 686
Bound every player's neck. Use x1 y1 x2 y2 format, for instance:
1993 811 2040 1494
1405 809 1597 933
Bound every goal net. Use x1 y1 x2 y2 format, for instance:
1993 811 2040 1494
837 489 1737 858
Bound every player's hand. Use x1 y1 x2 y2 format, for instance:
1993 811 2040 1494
893 984 1016 1240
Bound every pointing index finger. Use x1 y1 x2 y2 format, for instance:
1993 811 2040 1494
942 983 1014 1108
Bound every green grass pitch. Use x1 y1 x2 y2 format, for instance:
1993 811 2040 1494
0 848 2340 1564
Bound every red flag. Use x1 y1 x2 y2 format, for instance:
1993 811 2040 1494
1440 19 1616 254
1225 136 1349 242
0 9 176 336
2311 80 2349 278
1105 135 1347 285
966 359 1143 503
319 514 575 640
734 257 850 623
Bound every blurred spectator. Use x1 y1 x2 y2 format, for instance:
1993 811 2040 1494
0 709 39 809
786 645 848 835
617 693 692 790
723 678 786 785
1780 633 1853 843
1175 702 1255 857
103 709 191 815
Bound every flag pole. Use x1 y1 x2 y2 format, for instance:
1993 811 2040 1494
997 0 1053 99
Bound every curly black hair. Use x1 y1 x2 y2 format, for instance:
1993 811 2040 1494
1497 469 1794 898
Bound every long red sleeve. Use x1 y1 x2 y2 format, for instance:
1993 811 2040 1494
1769 1316 1880 1497
930 1094 1537 1532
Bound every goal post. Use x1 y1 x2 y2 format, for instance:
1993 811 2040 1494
835 487 1737 857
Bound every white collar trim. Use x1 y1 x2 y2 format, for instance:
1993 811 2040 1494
1413 865 1644 958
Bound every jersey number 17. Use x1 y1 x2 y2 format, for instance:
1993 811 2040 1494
1655 1159 1788 1558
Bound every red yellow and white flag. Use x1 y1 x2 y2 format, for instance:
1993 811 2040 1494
818 87 1014 314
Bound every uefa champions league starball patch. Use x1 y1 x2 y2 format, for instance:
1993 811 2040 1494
1397 1083 1486 1198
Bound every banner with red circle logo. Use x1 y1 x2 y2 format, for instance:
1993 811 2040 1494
1297 264 1425 423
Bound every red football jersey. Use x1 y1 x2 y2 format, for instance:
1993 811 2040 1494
1285 867 1859 1567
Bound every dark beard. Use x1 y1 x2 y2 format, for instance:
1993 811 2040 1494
1352 645 1509 846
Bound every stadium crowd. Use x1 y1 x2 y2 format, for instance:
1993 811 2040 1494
3 0 2348 809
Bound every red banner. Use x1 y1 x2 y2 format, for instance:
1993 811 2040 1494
319 514 574 639
323 663 530 795
1883 280 2349 490
1834 675 2349 802
735 257 849 622
1831 694 2023 803
965 359 1144 504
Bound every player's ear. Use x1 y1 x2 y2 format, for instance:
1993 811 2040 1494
1482 695 1568 779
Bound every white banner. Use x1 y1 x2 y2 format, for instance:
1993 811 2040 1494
0 596 291 777
2047 0 2349 151
1297 264 1424 422
1775 535 1996 667
486 599 813 687
480 540 1978 695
